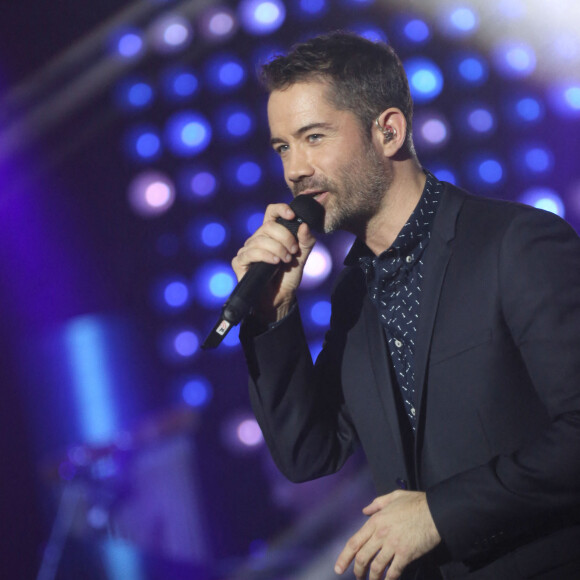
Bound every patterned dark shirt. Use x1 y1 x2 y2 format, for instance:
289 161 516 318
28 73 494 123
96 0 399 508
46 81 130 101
346 172 443 431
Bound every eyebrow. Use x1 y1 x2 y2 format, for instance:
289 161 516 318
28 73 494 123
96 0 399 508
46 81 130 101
270 122 334 147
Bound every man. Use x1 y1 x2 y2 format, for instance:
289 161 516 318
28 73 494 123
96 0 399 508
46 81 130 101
232 31 580 579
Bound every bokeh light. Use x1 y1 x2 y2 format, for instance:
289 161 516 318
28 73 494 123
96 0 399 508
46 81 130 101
181 376 213 408
194 262 236 308
128 171 176 217
115 30 144 58
150 15 193 53
404 57 444 103
165 111 213 157
519 187 565 217
493 41 536 78
239 0 287 35
302 242 333 288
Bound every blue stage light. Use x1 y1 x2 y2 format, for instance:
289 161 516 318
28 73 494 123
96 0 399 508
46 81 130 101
201 221 228 247
525 148 549 172
431 166 457 185
309 339 324 360
404 19 430 43
449 7 478 33
519 187 565 217
233 206 265 236
227 111 252 136
548 82 580 118
310 300 331 326
152 276 191 311
404 57 444 103
195 262 236 307
136 133 160 158
128 82 153 107
206 54 247 92
222 324 240 347
298 0 328 17
456 54 488 85
187 217 230 251
229 158 263 187
64 316 120 444
209 272 234 298
125 126 162 161
174 330 199 357
216 104 255 140
239 0 286 35
115 79 154 110
565 86 580 109
521 146 553 174
164 280 190 308
116 31 143 58
220 62 244 86
467 107 495 134
478 158 504 184
246 211 264 234
192 171 218 197
182 376 213 408
161 67 199 100
165 111 212 157
515 96 543 122
493 42 536 78
349 25 388 44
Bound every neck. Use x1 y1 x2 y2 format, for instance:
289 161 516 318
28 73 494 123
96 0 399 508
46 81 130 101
360 160 426 255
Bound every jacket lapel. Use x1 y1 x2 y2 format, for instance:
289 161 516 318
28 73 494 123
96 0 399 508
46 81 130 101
362 295 409 468
413 186 464 448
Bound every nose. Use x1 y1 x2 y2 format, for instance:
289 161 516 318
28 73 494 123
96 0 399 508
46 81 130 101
285 148 314 184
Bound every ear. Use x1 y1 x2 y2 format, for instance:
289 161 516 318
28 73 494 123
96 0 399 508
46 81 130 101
373 108 407 156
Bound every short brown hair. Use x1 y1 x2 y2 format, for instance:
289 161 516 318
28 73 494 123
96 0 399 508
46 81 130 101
260 31 414 151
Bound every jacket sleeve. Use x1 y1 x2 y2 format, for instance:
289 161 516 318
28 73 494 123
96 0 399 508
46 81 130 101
240 271 361 483
426 207 580 562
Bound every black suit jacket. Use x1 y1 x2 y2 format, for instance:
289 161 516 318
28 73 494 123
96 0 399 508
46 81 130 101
241 183 580 578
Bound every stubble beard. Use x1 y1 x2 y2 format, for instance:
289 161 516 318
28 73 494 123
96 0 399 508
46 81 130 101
323 142 392 235
293 141 392 235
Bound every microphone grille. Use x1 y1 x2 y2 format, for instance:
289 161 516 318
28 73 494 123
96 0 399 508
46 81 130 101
289 195 325 232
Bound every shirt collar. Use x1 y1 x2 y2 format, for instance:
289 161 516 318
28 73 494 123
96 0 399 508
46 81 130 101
344 171 442 267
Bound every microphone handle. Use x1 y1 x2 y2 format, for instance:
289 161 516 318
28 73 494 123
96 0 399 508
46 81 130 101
221 261 278 325
201 215 302 350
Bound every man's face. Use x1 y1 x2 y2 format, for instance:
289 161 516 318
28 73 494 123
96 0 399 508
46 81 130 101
267 80 392 234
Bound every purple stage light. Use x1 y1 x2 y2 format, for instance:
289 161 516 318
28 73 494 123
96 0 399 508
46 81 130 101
128 171 175 217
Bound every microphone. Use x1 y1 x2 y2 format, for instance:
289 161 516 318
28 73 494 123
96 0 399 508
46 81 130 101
201 195 325 349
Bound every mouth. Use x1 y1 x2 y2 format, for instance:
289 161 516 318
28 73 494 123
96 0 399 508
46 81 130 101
297 190 329 204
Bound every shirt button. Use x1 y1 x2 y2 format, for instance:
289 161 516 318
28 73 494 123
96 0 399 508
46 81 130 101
394 339 403 348
405 255 413 263
410 407 416 416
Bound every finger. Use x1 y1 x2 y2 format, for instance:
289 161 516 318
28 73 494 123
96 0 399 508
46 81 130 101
368 548 394 580
362 493 393 515
296 222 316 250
353 539 383 580
263 202 295 224
334 527 373 575
385 553 409 580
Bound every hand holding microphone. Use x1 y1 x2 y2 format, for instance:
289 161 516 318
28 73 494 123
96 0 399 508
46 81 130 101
202 195 324 349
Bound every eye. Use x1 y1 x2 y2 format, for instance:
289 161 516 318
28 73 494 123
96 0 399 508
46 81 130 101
274 143 289 155
307 133 322 143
